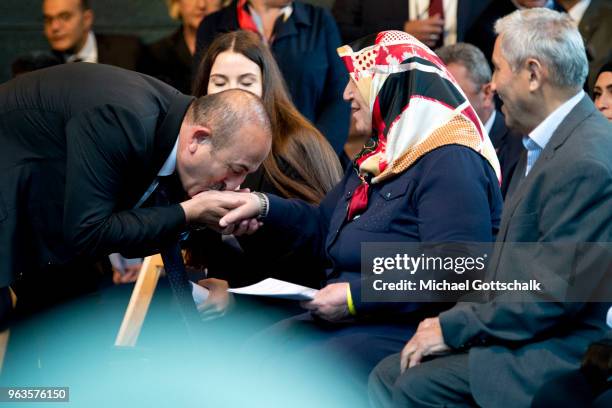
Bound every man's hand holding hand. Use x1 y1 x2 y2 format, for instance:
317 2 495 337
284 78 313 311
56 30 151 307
180 190 247 232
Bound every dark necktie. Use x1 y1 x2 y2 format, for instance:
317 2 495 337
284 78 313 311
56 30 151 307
160 242 201 334
153 174 184 206
429 0 445 49
154 175 201 333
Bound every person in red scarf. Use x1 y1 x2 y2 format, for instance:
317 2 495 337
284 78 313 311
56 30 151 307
205 30 503 384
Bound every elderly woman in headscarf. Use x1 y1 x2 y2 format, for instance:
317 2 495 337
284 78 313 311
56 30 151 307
206 30 503 382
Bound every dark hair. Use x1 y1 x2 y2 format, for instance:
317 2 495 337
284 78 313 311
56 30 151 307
192 30 342 203
596 60 612 79
11 51 62 77
188 89 271 150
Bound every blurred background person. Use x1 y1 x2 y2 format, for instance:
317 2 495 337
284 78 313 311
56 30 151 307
437 42 524 199
42 0 146 70
554 0 612 90
147 0 227 94
332 0 492 49
593 61 612 121
188 30 342 318
194 0 350 157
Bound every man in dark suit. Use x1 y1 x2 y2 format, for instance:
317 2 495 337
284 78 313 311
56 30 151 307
465 0 551 67
0 63 272 326
555 0 612 90
332 0 492 47
42 0 146 70
369 8 612 407
437 42 524 199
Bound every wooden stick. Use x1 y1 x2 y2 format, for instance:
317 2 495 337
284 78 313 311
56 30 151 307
114 254 163 347
0 329 9 374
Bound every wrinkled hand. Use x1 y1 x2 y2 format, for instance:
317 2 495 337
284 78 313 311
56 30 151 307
196 278 234 321
581 339 612 389
181 190 248 232
220 217 262 236
301 283 350 322
403 15 444 48
400 317 450 373
112 263 142 284
219 192 263 235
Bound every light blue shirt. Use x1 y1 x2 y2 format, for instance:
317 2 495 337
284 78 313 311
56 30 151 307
134 138 178 208
522 91 584 175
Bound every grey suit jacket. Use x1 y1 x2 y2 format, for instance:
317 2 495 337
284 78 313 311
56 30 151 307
439 96 612 407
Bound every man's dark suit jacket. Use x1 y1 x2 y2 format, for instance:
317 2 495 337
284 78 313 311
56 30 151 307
95 33 147 72
463 0 516 67
576 0 612 90
331 0 492 44
53 33 147 72
0 63 193 288
488 110 524 199
146 27 193 95
438 96 612 407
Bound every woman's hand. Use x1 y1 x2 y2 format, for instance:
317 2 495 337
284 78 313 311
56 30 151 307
219 192 264 235
301 282 351 322
196 278 234 321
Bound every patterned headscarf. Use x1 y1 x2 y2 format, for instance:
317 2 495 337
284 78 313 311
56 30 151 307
337 31 501 220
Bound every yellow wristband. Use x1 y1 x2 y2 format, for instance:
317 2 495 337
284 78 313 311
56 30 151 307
346 284 357 316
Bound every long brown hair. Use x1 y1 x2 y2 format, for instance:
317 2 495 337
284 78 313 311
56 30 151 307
192 30 342 203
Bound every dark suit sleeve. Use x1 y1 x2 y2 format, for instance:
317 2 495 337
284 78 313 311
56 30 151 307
63 106 186 258
350 147 502 315
262 176 346 261
332 0 366 44
314 10 351 155
439 158 612 349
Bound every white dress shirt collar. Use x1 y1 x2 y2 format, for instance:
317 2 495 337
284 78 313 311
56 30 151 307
65 31 98 63
528 90 584 150
567 0 591 25
158 138 179 176
483 109 496 134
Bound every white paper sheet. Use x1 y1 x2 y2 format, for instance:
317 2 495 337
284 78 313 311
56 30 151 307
228 278 318 301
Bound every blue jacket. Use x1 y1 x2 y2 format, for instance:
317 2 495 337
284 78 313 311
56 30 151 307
194 1 350 154
264 145 503 316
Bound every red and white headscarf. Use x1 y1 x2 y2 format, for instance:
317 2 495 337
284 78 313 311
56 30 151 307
337 31 501 220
